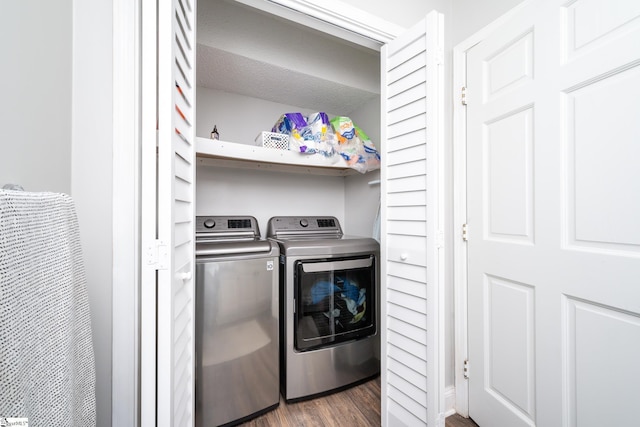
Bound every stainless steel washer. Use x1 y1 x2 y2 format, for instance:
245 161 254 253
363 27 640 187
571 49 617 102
267 216 380 402
195 216 279 427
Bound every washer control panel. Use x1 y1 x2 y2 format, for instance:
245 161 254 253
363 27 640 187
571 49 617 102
195 216 260 238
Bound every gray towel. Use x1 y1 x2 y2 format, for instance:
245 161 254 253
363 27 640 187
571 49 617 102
0 190 96 426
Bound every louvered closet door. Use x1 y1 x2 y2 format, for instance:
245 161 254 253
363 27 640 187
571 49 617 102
381 11 445 427
157 0 196 425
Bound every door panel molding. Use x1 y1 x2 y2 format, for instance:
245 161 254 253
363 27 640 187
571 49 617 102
455 0 640 425
452 0 535 418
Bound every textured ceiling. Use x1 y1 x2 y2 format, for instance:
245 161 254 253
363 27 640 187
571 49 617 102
195 0 380 115
196 44 379 115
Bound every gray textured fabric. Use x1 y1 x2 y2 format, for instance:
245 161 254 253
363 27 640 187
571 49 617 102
0 190 96 426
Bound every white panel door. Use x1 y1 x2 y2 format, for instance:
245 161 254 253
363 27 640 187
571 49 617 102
156 0 197 425
466 1 640 426
381 11 445 427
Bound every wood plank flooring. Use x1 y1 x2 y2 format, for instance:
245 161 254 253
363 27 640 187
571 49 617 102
446 414 480 427
238 376 479 426
239 377 381 426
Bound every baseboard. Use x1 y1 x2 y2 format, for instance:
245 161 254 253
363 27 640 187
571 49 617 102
445 385 456 417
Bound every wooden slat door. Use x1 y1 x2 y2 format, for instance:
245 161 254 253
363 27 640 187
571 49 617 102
381 11 445 427
153 0 197 425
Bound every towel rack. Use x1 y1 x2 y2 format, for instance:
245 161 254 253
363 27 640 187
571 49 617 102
2 183 24 191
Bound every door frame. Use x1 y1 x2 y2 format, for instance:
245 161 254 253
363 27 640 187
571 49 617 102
112 0 142 425
233 0 403 50
111 0 421 425
451 0 533 418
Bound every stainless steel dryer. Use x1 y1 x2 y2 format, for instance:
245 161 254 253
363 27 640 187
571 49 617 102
267 216 380 402
195 216 279 426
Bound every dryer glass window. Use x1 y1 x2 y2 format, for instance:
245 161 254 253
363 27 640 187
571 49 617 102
294 255 376 351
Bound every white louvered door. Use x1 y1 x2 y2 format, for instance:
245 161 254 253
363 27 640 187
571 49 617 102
381 11 445 427
156 0 197 425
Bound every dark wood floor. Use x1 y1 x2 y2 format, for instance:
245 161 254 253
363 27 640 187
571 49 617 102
446 414 480 427
239 377 381 426
239 376 479 426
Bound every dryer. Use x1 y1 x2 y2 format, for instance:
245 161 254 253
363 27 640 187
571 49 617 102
267 216 380 402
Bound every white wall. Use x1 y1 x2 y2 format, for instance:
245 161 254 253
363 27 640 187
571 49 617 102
452 0 526 44
345 97 381 239
2 1 113 425
342 0 435 30
72 1 113 426
1 0 72 193
196 166 346 237
346 0 524 43
196 87 341 144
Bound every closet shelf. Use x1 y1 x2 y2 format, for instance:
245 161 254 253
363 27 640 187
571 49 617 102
196 137 361 176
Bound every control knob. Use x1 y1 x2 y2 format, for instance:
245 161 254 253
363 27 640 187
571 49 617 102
299 219 309 228
203 219 216 229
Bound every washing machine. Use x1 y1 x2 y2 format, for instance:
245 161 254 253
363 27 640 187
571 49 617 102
195 216 279 426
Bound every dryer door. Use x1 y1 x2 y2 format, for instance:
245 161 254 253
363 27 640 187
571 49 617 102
294 255 377 351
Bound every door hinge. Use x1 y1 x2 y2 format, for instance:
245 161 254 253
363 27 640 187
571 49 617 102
463 359 470 379
145 239 169 270
462 223 469 242
461 86 467 106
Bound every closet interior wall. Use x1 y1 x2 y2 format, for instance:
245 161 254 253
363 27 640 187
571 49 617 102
195 0 382 238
